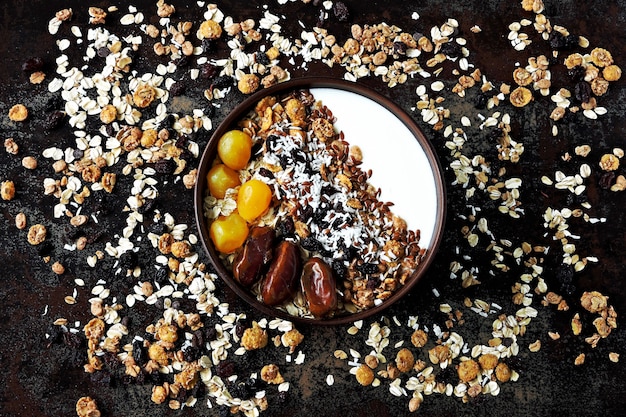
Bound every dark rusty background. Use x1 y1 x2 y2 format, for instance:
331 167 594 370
1 1 625 416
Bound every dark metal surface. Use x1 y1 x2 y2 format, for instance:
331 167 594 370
1 1 625 417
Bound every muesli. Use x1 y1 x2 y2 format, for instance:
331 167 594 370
204 89 425 318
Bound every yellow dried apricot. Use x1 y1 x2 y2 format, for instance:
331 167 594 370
207 164 241 199
217 129 252 170
209 213 249 253
237 179 272 221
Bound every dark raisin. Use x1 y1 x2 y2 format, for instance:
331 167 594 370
119 251 138 270
46 325 64 347
175 55 190 67
548 31 566 50
204 103 216 118
204 326 218 342
192 329 205 347
574 81 591 103
568 66 586 82
191 381 206 398
153 267 169 285
175 134 190 149
412 32 424 41
90 370 112 386
132 340 147 365
437 366 456 384
299 205 314 221
256 51 270 65
212 75 233 89
393 41 407 55
301 236 322 252
182 345 201 362
73 149 84 159
37 241 54 257
63 331 84 349
154 158 176 174
149 222 168 235
276 216 295 237
169 82 186 97
331 260 347 280
138 197 157 214
235 321 246 339
275 390 289 404
258 167 275 179
564 34 579 49
199 62 218 79
202 39 218 54
44 110 66 131
475 92 488 109
104 124 116 137
598 171 616 189
357 262 379 275
97 47 111 57
332 1 350 21
366 278 379 290
21 57 44 72
440 41 461 58
215 360 236 378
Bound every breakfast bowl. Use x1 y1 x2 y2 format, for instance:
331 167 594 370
194 77 446 325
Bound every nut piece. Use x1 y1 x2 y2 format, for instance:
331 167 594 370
1 180 16 200
509 86 533 107
4 138 18 154
580 290 608 313
599 154 619 171
355 364 375 386
603 65 622 82
21 156 37 169
260 364 284 384
590 47 613 68
241 321 268 351
15 212 27 230
52 261 65 275
27 224 47 245
411 329 428 348
76 396 101 417
133 84 157 108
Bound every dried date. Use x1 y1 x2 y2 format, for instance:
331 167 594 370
261 241 302 306
301 257 337 317
233 226 275 287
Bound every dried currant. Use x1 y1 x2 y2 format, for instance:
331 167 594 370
44 110 66 131
21 57 44 72
574 81 592 103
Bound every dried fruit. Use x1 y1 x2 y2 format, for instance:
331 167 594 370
233 226 275 287
261 241 302 306
209 213 249 254
207 164 241 199
237 179 272 222
301 257 337 318
217 130 252 170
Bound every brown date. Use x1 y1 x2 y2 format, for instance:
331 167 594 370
301 257 337 318
261 241 302 306
233 226 275 287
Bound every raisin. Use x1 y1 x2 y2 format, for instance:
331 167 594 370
393 41 407 55
475 92 488 109
174 55 190 67
357 262 379 275
275 390 289 404
258 167 275 179
440 41 461 58
200 62 218 79
132 340 147 365
154 158 176 174
548 31 566 50
149 222 168 235
73 149 84 159
44 110 66 131
21 57 44 72
97 47 110 57
119 251 138 270
301 236 322 252
169 81 186 97
90 370 112 386
574 81 592 103
332 1 350 21
599 172 615 189
182 344 201 362
564 34 579 49
256 51 270 65
46 325 64 347
212 75 233 89
276 216 295 237
215 360 236 378
568 66 586 82
331 260 347 280
202 39 218 54
204 326 218 342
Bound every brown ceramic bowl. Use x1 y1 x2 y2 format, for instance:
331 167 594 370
194 77 446 325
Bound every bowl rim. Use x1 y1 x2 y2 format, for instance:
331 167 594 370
194 76 446 325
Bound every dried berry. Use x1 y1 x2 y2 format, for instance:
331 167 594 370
21 57 44 73
44 110 66 131
256 51 270 65
332 1 350 22
574 81 592 103
169 82 186 96
357 262 379 275
215 360 236 378
119 251 138 270
212 75 233 89
440 41 461 58
154 158 176 174
567 66 586 82
201 39 218 54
